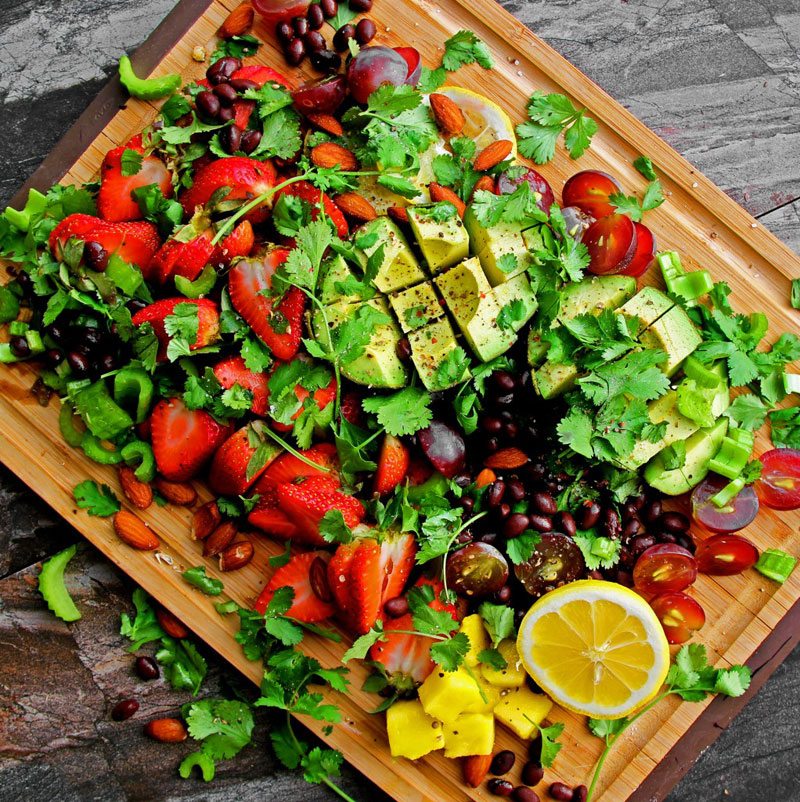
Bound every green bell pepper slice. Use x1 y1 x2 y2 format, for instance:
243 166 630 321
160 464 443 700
755 549 797 584
58 403 86 447
683 356 724 389
175 264 217 298
3 188 47 232
118 55 181 100
73 380 134 441
710 475 746 508
0 285 20 323
708 428 754 480
113 367 154 423
80 433 124 465
120 440 156 482
657 251 713 306
406 471 450 504
38 544 81 622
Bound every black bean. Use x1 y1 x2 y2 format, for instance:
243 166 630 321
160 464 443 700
643 498 662 523
616 568 633 587
478 531 499 545
494 392 515 406
622 516 643 539
333 23 356 51
45 323 66 344
504 421 520 439
84 241 109 271
485 436 500 453
578 500 601 530
549 783 573 801
621 501 639 522
491 749 516 775
206 55 241 84
658 511 690 534
675 533 696 553
196 90 221 120
531 491 557 516
67 351 90 376
45 348 64 368
82 327 104 349
276 21 295 42
487 480 506 508
587 568 604 580
631 492 647 511
285 37 306 65
498 503 511 519
229 77 259 93
482 416 503 434
521 761 544 786
9 336 30 358
572 786 588 802
384 596 409 618
356 17 377 44
217 105 235 123
492 370 515 393
658 531 678 544
493 585 512 604
304 30 327 53
460 496 475 513
507 479 526 502
555 510 577 538
526 462 546 482
600 507 621 539
511 787 539 802
488 779 514 797
222 124 243 154
99 354 116 373
499 410 513 422
504 513 530 539
307 2 325 29
527 735 542 763
349 0 373 10
292 15 309 36
213 82 238 106
240 129 262 154
112 699 139 721
135 655 160 680
320 0 338 17
527 514 552 533
630 533 656 556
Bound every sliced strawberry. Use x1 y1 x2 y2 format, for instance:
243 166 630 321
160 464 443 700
340 391 364 427
374 434 410 495
247 486 300 540
378 532 417 605
150 397 231 481
97 137 172 222
348 538 383 635
150 229 215 284
211 220 255 265
180 157 277 223
276 475 364 545
252 442 339 493
213 355 269 416
49 214 98 256
327 540 358 619
268 363 337 434
208 423 281 497
254 550 336 622
232 99 256 131
132 297 220 361
227 250 305 361
230 65 292 89
416 576 462 621
369 613 436 693
274 180 348 239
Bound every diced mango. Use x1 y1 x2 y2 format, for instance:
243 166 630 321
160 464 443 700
418 666 485 723
493 687 553 739
386 700 444 760
442 713 495 758
464 674 502 714
481 640 526 688
460 614 490 668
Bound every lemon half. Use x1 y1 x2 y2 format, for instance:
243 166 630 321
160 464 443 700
516 580 670 719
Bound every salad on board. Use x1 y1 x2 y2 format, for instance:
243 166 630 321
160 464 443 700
2 0 799 799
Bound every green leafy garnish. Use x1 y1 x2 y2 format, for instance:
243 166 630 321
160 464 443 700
182 566 224 596
73 480 120 517
505 530 542 565
633 155 657 180
120 148 143 176
441 30 494 71
362 385 433 436
769 406 800 448
609 179 665 221
517 92 598 163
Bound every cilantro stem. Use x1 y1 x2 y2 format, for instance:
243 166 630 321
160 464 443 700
442 510 488 597
259 424 332 473
322 777 358 802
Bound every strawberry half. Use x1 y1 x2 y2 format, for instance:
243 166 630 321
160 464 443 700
228 250 306 361
230 65 291 89
211 220 255 265
247 486 299 540
369 614 435 694
131 297 220 361
149 230 215 284
180 157 277 223
212 355 269 416
274 180 348 239
232 99 256 131
150 397 231 481
97 135 172 222
379 532 417 604
374 434 410 495
208 423 281 497
254 550 336 622
327 540 358 619
251 442 339 493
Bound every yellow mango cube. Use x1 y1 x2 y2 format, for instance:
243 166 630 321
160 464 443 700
418 666 486 722
443 713 495 758
494 687 553 739
464 674 502 714
386 700 444 760
460 614 490 667
481 640 526 688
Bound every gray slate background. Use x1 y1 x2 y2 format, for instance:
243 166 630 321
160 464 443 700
1 0 800 800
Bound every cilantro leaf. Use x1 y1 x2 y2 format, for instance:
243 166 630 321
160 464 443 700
478 648 507 670
442 30 494 71
210 34 259 63
792 278 800 310
724 393 769 431
342 623 385 662
517 92 597 163
633 155 657 180
418 66 447 93
714 665 751 697
533 721 564 768
609 179 665 222
73 480 120 517
770 406 800 448
156 637 208 695
505 530 542 565
430 632 471 671
253 107 302 160
120 148 143 177
120 588 165 651
318 510 354 544
478 601 515 648
573 529 621 570
497 299 527 331
362 385 433 436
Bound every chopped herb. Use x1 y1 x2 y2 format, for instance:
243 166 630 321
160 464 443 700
73 480 120 517
633 155 657 180
441 30 494 71
516 92 598 163
182 565 224 596
609 179 665 221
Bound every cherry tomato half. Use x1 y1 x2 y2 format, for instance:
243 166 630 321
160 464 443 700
620 222 656 277
691 473 759 533
695 534 759 576
755 448 800 510
584 214 638 275
633 543 698 595
650 591 706 644
562 170 621 218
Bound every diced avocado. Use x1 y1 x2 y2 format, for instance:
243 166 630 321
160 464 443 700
521 224 555 261
709 362 731 416
480 640 525 688
616 390 701 470
408 317 470 391
558 275 637 323
528 329 549 367
492 273 538 332
356 217 426 293
442 713 495 758
319 254 361 305
389 281 442 333
386 700 444 760
408 208 469 274
460 614 490 668
639 304 702 376
311 299 408 388
418 665 485 723
644 418 729 495
435 257 515 362
463 206 529 286
493 687 553 740
618 287 674 333
533 360 578 399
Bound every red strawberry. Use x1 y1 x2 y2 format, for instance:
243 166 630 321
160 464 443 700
131 297 220 361
374 434 410 495
247 486 300 540
149 229 215 284
369 613 436 693
268 362 337 434
208 423 281 497
378 532 417 605
150 397 231 481
211 220 254 265
276 475 364 545
349 538 383 634
252 442 339 493
180 157 277 223
227 250 306 361
274 181 348 239
212 355 269 416
327 540 358 618
49 213 98 255
97 136 172 222
254 550 336 622
230 65 291 89
232 99 256 131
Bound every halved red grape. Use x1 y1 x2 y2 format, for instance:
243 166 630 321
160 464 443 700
691 473 759 533
650 591 705 644
584 214 638 275
446 542 509 598
620 222 656 277
394 46 422 85
513 534 585 597
695 534 759 576
417 420 466 478
253 0 310 26
755 448 800 510
562 170 621 218
633 543 697 595
560 205 595 242
292 75 347 115
346 46 410 105
496 168 555 215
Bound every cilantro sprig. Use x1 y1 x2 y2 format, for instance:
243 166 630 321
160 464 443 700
517 91 598 163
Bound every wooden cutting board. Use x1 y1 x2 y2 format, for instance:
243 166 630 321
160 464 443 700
3 1 800 799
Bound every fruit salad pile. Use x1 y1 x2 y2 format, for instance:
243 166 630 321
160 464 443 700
2 2 798 800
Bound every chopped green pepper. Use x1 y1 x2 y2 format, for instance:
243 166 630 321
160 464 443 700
38 544 82 622
0 343 20 363
755 548 797 583
3 188 47 232
114 367 154 423
406 471 450 503
658 251 713 306
683 356 724 389
73 380 134 440
105 254 144 296
58 403 86 447
118 55 181 100
0 285 20 323
175 264 217 298
708 428 754 480
784 373 800 395
25 329 45 354
120 440 156 482
182 566 224 596
591 536 618 561
9 320 28 336
81 433 124 465
709 475 745 508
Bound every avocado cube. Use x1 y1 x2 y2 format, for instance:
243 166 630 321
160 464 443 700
408 208 470 274
639 304 702 376
460 614 490 668
442 713 495 758
418 665 486 723
618 287 674 333
558 275 637 323
409 318 470 391
435 257 515 362
389 281 443 333
527 328 550 367
494 687 553 739
480 639 526 688
492 273 538 332
463 206 529 286
356 217 426 293
386 700 444 760
319 255 362 305
533 360 578 399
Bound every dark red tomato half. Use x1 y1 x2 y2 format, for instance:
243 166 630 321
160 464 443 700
695 534 759 576
755 448 800 510
620 222 656 277
650 591 706 644
584 214 638 275
562 170 621 218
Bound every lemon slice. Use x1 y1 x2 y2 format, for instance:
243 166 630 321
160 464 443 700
516 580 670 719
437 86 517 155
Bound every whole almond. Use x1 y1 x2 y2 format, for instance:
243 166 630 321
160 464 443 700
219 3 254 38
311 142 358 171
192 501 222 541
154 478 197 507
474 139 513 172
144 717 188 743
156 608 190 639
462 754 492 788
113 510 159 551
118 466 153 510
306 112 344 137
484 446 530 470
203 521 238 557
387 205 410 225
471 174 497 200
219 540 255 572
334 192 377 222
430 93 465 136
429 182 466 218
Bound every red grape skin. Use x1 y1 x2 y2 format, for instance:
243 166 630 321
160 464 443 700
346 46 410 105
650 591 705 644
496 168 555 215
562 170 621 218
691 473 759 534
633 543 698 595
394 47 422 85
417 421 466 478
292 76 347 115
755 448 800 511
584 214 638 275
620 222 656 277
695 534 759 576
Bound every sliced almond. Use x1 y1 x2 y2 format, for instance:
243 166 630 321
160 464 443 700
429 182 466 218
113 510 159 551
219 540 255 572
474 139 514 172
203 521 238 557
430 93 466 136
218 3 254 38
470 174 497 201
334 192 378 223
306 112 345 137
154 478 197 507
118 466 153 510
192 501 222 541
311 142 358 171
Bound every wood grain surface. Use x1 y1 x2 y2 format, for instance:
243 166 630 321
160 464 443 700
1 1 799 801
